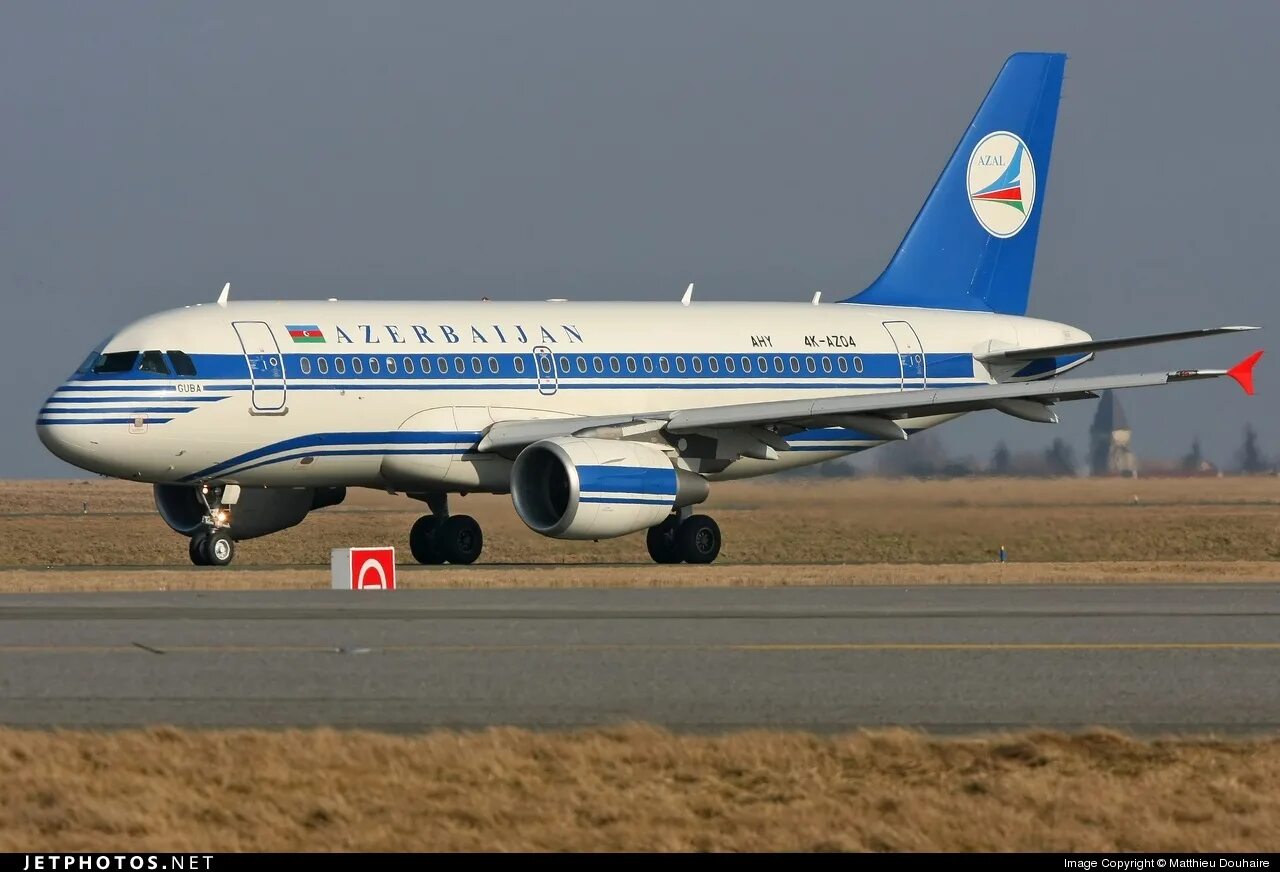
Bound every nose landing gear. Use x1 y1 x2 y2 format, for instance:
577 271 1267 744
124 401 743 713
188 484 237 566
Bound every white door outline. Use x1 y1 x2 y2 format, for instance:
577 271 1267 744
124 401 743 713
882 320 927 389
232 321 287 412
533 345 558 396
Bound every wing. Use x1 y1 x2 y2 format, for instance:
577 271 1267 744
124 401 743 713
477 351 1263 456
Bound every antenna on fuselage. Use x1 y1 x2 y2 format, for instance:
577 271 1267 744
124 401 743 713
681 283 694 306
812 291 822 305
216 282 230 307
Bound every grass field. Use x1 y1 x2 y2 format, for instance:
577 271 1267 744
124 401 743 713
3 726 1278 852
3 476 1278 570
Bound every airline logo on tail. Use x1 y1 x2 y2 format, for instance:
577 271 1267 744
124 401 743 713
967 131 1036 238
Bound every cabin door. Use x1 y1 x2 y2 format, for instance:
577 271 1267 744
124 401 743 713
882 320 927 390
232 321 287 412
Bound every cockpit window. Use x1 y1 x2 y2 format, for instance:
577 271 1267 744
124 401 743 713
139 351 172 375
90 351 139 373
167 350 198 377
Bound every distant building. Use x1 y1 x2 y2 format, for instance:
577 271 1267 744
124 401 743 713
1089 391 1138 477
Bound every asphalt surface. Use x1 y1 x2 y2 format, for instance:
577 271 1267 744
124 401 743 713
1 584 1278 733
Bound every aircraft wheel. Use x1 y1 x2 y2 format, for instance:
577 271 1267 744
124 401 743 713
646 516 683 564
409 515 445 565
436 515 483 565
676 514 721 565
202 530 236 567
188 532 210 566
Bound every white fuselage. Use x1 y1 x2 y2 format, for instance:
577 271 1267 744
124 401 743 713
36 299 1091 490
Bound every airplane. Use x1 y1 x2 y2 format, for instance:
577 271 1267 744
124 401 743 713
36 52 1262 568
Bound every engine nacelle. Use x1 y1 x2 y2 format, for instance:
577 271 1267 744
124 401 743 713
511 437 708 540
153 484 346 540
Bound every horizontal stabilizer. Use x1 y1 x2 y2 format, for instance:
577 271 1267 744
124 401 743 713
977 326 1259 363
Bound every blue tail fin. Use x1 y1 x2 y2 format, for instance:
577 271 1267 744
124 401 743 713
846 52 1066 315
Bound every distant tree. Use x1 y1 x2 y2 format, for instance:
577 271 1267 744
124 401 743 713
875 430 951 478
990 441 1012 476
1181 438 1204 473
1043 438 1078 477
1237 425 1270 473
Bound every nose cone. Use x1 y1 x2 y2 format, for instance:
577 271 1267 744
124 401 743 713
36 394 103 473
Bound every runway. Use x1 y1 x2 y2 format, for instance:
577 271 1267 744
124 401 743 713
2 584 1278 733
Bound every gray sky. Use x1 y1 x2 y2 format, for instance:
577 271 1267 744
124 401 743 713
5 1 1277 477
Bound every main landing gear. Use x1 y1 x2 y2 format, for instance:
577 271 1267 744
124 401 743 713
646 511 722 564
409 493 483 565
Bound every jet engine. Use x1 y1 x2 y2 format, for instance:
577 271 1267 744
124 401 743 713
153 484 346 540
511 437 708 539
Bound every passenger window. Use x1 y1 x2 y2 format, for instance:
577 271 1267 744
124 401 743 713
626 357 637 374
592 356 603 373
420 356 432 374
576 355 587 373
642 357 653 373
139 351 171 375
318 358 330 375
822 357 833 373
513 357 525 374
609 357 620 373
438 356 449 374
352 357 363 374
837 357 848 374
300 358 312 375
403 357 414 375
659 357 670 374
741 356 752 373
488 356 499 374
675 357 686 373
91 351 138 373
757 356 768 372
789 356 800 373
774 356 784 373
806 357 816 374
386 357 397 374
691 357 702 374
708 356 719 374
853 356 864 373
454 356 465 374
471 356 481 373
725 356 736 374
334 357 346 374
560 357 572 374
167 350 198 377
369 357 380 374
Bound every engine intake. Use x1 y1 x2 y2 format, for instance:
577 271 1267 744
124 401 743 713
511 437 708 539
153 484 345 540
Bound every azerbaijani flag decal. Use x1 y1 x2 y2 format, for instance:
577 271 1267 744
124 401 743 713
286 325 325 343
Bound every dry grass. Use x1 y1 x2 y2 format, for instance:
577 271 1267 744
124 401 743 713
1 726 1278 851
3 476 1279 570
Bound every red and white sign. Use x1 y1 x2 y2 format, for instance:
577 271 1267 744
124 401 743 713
331 546 396 590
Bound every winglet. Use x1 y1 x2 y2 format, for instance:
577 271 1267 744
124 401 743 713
1227 350 1264 396
217 282 230 307
681 283 693 307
